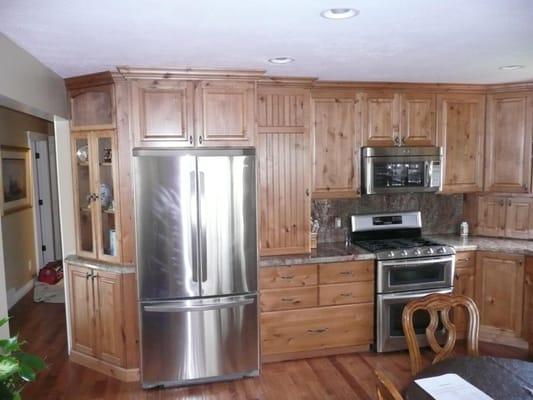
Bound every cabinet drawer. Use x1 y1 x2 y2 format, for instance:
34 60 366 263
319 282 373 306
260 265 318 289
260 287 318 311
319 260 374 284
261 303 373 355
455 251 475 269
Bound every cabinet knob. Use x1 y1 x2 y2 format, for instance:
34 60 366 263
85 272 91 280
394 136 401 146
198 136 203 145
189 135 193 144
401 137 406 145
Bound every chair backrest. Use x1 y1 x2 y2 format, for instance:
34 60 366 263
401 293 480 376
375 369 404 400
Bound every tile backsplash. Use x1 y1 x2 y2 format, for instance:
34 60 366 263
312 193 464 243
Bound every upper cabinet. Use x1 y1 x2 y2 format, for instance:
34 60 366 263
256 86 311 256
195 80 255 147
311 91 362 198
131 80 194 147
361 91 436 147
129 78 255 147
400 92 436 146
485 91 533 193
70 84 115 131
437 93 485 193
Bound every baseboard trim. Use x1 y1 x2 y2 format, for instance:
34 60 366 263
70 350 140 382
262 344 371 363
7 279 34 309
479 325 529 350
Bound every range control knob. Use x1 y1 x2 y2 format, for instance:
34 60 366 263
400 250 408 256
413 248 421 256
437 247 446 254
426 248 435 254
387 251 395 258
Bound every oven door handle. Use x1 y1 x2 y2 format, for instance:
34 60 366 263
381 288 452 301
378 256 454 268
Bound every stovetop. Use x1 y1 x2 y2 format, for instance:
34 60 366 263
354 237 455 260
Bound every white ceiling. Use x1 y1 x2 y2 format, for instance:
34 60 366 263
1 0 532 83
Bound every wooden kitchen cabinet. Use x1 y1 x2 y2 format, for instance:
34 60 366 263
68 263 139 381
437 93 485 193
476 196 507 237
256 86 311 256
310 91 362 198
130 80 194 147
524 258 533 354
485 91 533 193
400 92 436 146
69 84 115 131
505 197 532 239
361 91 400 146
452 252 476 339
475 252 525 339
475 195 532 239
195 80 255 147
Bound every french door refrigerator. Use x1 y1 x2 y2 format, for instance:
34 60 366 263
133 148 259 388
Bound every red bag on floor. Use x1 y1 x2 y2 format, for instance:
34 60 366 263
38 262 63 285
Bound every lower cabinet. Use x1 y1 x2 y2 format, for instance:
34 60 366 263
260 260 374 362
451 252 476 339
68 263 139 381
475 252 525 343
524 257 533 355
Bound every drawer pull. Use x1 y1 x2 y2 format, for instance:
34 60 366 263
281 298 296 302
340 292 352 297
339 271 353 276
454 273 460 280
307 328 328 334
457 258 470 263
280 275 295 280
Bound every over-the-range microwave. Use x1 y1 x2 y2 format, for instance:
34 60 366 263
361 146 443 194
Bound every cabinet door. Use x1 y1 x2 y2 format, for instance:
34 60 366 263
195 80 255 147
72 133 97 259
475 252 525 336
505 197 532 239
69 265 97 357
257 86 311 256
477 196 506 237
400 92 436 146
361 91 400 146
485 92 533 193
524 258 533 342
311 94 362 198
437 94 485 193
92 131 122 263
131 80 194 147
69 84 115 131
452 266 475 338
93 271 125 366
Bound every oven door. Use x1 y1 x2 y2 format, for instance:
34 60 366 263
377 256 455 294
375 287 452 353
364 156 441 194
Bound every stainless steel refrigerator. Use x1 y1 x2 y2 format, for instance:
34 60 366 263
133 148 259 389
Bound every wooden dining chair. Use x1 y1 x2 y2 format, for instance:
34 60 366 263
375 369 404 400
402 293 480 376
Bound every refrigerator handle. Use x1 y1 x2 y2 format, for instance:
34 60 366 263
143 297 254 313
190 170 199 283
198 170 208 283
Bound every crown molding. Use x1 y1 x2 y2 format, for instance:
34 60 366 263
116 66 266 80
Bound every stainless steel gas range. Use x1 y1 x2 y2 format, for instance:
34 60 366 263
350 211 455 353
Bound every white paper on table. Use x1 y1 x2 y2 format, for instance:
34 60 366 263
415 373 493 400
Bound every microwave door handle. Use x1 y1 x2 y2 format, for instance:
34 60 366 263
425 161 431 188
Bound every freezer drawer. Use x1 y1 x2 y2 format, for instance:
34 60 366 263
140 294 259 388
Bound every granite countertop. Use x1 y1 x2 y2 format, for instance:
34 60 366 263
65 255 136 274
259 235 533 267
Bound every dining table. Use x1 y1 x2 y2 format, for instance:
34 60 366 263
404 356 533 400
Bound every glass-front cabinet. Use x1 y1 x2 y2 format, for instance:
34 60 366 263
72 131 121 263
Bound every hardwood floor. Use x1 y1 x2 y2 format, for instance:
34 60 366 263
9 291 528 400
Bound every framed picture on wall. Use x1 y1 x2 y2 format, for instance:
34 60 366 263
0 146 32 215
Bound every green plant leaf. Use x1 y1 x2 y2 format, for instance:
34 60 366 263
0 357 19 380
18 363 35 382
0 318 9 328
13 391 21 400
0 337 21 354
16 353 45 372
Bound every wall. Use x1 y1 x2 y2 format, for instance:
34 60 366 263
0 33 67 119
312 193 464 243
0 106 52 306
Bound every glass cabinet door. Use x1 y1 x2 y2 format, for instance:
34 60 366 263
73 134 96 258
94 132 121 262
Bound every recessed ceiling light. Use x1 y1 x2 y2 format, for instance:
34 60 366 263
321 8 359 19
268 57 294 65
499 65 525 70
